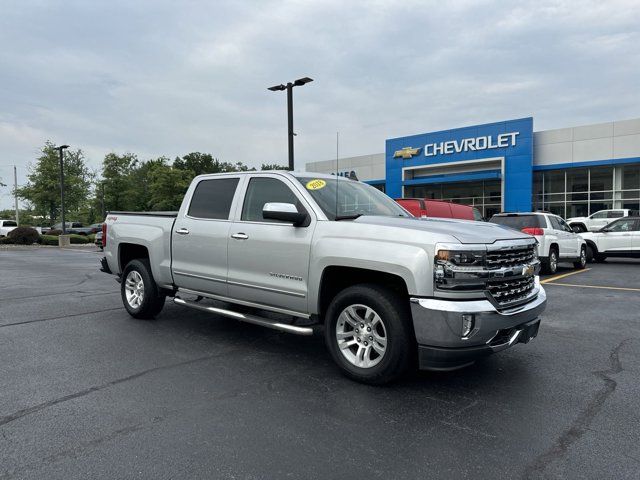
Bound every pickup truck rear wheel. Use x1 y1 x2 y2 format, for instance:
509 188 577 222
324 284 413 385
121 259 166 319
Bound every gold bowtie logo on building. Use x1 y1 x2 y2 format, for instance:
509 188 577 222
393 146 421 159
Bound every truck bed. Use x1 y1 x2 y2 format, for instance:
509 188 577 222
108 211 178 217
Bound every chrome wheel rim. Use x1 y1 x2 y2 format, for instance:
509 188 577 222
336 304 387 369
125 270 144 309
580 248 586 266
550 252 557 272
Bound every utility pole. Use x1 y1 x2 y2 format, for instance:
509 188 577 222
54 145 69 234
13 165 19 225
101 182 105 218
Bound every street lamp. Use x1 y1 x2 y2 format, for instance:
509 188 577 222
268 77 313 170
54 145 69 234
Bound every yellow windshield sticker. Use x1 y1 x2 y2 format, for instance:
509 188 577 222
306 179 326 190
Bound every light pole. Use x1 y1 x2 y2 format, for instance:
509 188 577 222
54 145 69 234
268 77 313 170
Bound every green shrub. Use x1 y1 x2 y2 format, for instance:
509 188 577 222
39 235 59 245
47 229 62 236
69 234 90 244
88 234 96 242
0 236 14 244
8 226 39 245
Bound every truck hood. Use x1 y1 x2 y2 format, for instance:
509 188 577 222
353 216 533 244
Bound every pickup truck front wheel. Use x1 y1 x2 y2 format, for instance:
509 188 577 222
121 259 166 319
324 284 413 385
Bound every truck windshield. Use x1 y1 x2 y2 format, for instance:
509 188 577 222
296 177 409 220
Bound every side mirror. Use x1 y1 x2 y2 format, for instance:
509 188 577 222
599 227 610 233
262 203 308 226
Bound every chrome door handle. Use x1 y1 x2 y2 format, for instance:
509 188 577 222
231 233 249 240
175 228 190 235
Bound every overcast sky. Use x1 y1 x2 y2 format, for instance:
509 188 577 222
1 0 639 209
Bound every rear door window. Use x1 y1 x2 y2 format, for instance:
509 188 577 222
188 178 239 219
607 210 624 218
3 221 17 227
489 215 544 229
548 216 564 231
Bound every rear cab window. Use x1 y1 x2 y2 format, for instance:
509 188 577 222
3 221 17 227
188 177 240 219
489 214 544 230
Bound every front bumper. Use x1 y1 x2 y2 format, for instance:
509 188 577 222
410 278 546 370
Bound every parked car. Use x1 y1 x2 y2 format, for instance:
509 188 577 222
101 171 546 384
0 219 18 237
580 217 640 262
88 222 104 234
394 198 484 220
95 230 103 250
567 209 638 232
490 212 587 274
49 222 93 235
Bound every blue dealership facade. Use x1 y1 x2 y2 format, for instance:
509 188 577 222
307 116 640 219
385 117 533 213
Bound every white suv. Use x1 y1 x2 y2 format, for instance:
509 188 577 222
490 212 587 274
567 209 639 233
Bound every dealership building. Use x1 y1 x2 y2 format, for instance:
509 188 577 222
305 117 640 219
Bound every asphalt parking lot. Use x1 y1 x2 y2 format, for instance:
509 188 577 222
1 248 639 479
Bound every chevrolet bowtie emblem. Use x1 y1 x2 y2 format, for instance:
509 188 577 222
393 147 421 159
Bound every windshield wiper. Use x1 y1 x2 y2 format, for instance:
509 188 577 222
335 214 363 221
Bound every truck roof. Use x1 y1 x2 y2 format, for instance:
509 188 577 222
194 171 354 181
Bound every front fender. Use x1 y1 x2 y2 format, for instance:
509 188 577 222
308 237 432 315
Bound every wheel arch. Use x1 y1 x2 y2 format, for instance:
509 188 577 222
317 266 409 323
119 243 150 273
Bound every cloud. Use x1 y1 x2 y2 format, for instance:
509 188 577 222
0 0 639 208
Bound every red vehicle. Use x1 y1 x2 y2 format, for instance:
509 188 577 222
394 198 484 221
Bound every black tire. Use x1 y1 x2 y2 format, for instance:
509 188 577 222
324 284 414 385
595 253 607 263
573 245 587 269
585 245 595 263
543 248 559 274
121 259 166 319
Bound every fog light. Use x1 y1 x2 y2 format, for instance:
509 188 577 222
462 314 475 338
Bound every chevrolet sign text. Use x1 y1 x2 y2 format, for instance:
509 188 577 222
424 132 519 156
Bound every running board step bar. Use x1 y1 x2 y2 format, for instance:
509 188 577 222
173 297 314 336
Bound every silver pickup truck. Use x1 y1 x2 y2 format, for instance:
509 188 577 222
101 171 546 384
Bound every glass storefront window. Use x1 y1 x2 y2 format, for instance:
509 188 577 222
544 171 565 194
622 165 640 190
566 168 588 201
589 166 613 192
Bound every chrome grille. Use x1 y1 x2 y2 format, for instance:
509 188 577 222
487 276 536 306
486 244 536 269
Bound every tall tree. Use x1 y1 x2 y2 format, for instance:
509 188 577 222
17 141 92 225
148 158 192 211
101 152 138 211
173 152 217 176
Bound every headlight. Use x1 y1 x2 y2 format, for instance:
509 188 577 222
434 245 486 290
436 250 485 267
